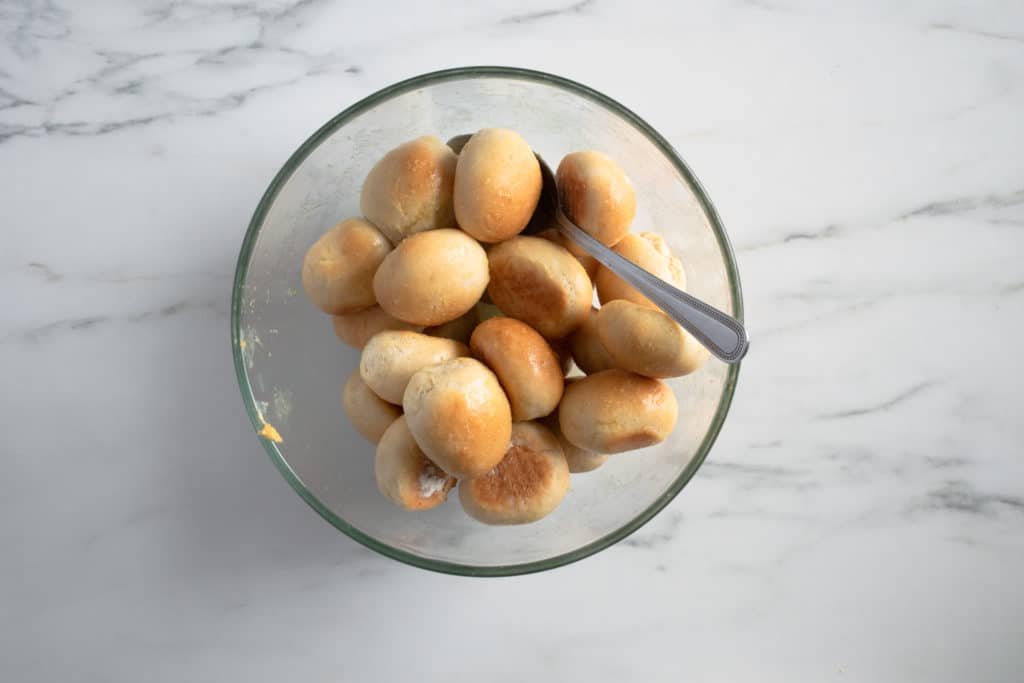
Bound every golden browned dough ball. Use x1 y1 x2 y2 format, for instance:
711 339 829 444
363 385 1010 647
342 370 401 443
458 421 569 525
454 128 542 243
595 232 686 308
597 300 709 378
359 330 468 404
558 369 677 453
556 151 636 247
470 317 564 421
424 306 479 345
537 227 600 280
375 416 456 510
360 136 457 244
403 357 512 478
301 217 391 315
541 413 609 473
332 306 421 350
568 307 616 375
486 236 591 339
373 228 489 326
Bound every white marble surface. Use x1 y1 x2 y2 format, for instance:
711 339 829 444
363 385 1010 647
3 0 1023 680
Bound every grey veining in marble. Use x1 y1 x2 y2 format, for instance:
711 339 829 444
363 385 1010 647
2 1 1023 681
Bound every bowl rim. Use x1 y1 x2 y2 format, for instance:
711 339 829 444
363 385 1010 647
231 65 744 577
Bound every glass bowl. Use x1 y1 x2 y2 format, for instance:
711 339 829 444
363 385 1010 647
232 66 742 576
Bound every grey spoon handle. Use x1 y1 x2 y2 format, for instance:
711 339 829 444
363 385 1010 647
555 211 749 364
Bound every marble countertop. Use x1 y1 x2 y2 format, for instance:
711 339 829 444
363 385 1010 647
4 1 1023 680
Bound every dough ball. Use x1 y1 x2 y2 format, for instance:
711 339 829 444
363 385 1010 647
458 421 569 525
373 228 489 326
470 317 564 421
454 128 541 243
568 306 616 375
486 236 591 339
558 369 677 453
595 231 686 308
597 300 709 378
375 416 456 510
403 357 512 478
342 370 401 443
556 151 636 247
360 136 457 244
332 306 421 350
359 330 468 404
301 217 391 315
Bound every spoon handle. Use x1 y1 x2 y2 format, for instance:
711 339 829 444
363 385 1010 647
555 213 749 364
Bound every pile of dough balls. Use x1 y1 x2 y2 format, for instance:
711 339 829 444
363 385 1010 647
301 129 709 525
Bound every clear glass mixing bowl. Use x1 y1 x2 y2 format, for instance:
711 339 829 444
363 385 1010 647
232 67 743 576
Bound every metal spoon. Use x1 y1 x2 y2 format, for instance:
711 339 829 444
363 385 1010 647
447 134 749 364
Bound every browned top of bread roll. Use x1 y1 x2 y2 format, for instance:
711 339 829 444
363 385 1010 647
556 150 636 247
458 421 569 525
373 228 489 326
558 368 677 453
301 217 391 315
597 300 708 378
486 235 592 339
360 136 457 244
470 317 564 421
454 128 542 243
402 357 512 478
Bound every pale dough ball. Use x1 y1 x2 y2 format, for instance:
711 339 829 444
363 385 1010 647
360 136 457 244
301 217 391 315
595 231 686 308
556 151 636 247
597 300 709 378
332 306 421 350
568 306 616 375
486 236 591 339
342 370 401 443
558 369 677 453
454 128 542 243
373 228 489 326
403 357 512 479
458 421 570 525
470 317 564 421
359 330 468 404
375 416 456 510
542 412 609 473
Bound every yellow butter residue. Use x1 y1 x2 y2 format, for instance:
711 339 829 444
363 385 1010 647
258 421 282 443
